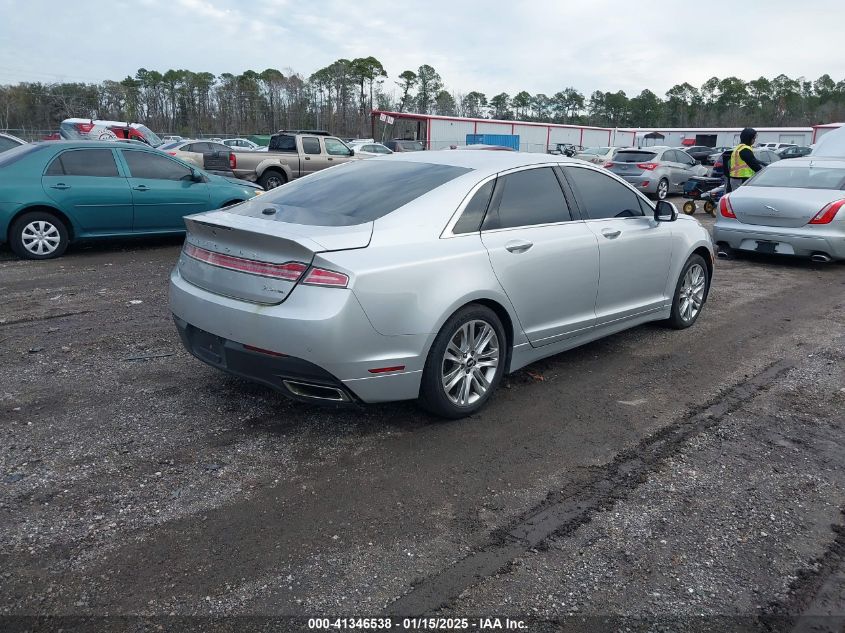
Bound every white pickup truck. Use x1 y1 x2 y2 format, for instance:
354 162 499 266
231 131 359 190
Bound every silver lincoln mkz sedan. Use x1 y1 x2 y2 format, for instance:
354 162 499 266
170 151 714 418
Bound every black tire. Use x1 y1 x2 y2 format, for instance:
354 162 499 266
418 304 507 419
655 178 669 200
258 170 286 190
221 199 245 208
9 211 69 260
667 254 709 330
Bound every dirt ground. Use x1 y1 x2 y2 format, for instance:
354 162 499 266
1 202 844 632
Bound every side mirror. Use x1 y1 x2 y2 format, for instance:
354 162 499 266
191 168 204 182
348 149 355 156
654 200 677 222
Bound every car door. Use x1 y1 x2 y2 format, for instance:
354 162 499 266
324 137 355 165
299 136 328 176
562 165 673 324
479 166 600 346
42 148 133 233
119 149 210 231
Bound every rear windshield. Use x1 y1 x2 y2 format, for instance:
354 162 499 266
0 143 50 168
748 165 845 190
136 125 163 147
581 147 611 155
244 160 471 226
614 151 657 163
400 141 424 151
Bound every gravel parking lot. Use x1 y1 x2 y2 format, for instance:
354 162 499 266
2 201 844 631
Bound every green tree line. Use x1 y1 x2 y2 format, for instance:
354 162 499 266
2 58 844 138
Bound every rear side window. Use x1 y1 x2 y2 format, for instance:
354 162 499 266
269 134 297 151
0 137 20 151
482 167 571 230
302 137 321 155
122 150 193 180
454 180 495 234
238 160 471 226
565 167 645 219
0 143 50 168
45 149 119 177
614 151 657 163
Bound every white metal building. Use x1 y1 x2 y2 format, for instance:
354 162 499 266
629 127 814 148
370 111 636 153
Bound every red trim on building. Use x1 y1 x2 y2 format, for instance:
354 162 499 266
473 121 477 134
579 128 583 146
370 110 618 133
427 117 431 149
607 130 611 144
546 126 551 151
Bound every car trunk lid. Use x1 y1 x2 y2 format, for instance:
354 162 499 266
179 210 372 304
730 187 842 228
607 150 658 176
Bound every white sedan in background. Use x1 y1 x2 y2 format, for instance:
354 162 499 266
348 141 394 158
575 146 617 166
223 138 260 151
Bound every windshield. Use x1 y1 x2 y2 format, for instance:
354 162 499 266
581 147 611 155
136 125 163 147
0 142 50 168
747 165 845 190
159 141 184 150
241 160 471 226
614 151 657 163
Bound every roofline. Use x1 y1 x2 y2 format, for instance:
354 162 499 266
629 127 814 133
371 110 619 133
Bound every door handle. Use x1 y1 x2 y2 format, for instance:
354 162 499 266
132 185 149 192
304 156 310 160
601 228 622 239
327 157 334 161
50 183 70 190
505 239 533 253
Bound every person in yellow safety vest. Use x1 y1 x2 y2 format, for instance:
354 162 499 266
726 127 765 192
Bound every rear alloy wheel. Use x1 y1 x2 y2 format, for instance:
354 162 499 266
667 254 709 329
9 211 69 260
258 170 286 190
656 178 669 200
419 305 506 419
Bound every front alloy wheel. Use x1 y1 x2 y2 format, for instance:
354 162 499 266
668 254 709 329
419 305 506 418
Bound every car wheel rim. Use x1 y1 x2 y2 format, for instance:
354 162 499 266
266 176 282 189
441 319 499 407
679 263 706 322
658 181 668 199
21 220 61 255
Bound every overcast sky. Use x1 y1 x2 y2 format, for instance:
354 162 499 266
2 0 844 98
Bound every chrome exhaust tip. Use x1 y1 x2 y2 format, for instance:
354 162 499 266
810 253 832 263
716 250 730 259
282 380 350 402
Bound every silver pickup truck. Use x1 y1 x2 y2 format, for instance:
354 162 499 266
231 131 359 190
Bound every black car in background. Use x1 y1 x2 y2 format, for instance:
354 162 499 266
776 145 812 159
712 148 781 178
681 145 717 164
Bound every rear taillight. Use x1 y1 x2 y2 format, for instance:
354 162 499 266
167 151 177 156
808 199 845 225
719 196 736 219
183 243 307 280
229 152 237 169
75 122 95 133
637 162 659 170
302 267 349 288
604 161 615 168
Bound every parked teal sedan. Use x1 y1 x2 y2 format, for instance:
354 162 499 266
0 141 263 259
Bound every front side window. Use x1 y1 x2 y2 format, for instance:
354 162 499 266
324 138 352 156
122 150 193 180
482 167 571 230
302 137 321 155
565 166 645 219
45 149 119 177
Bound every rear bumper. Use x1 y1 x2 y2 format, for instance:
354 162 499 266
713 222 845 259
615 173 658 193
169 268 428 403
